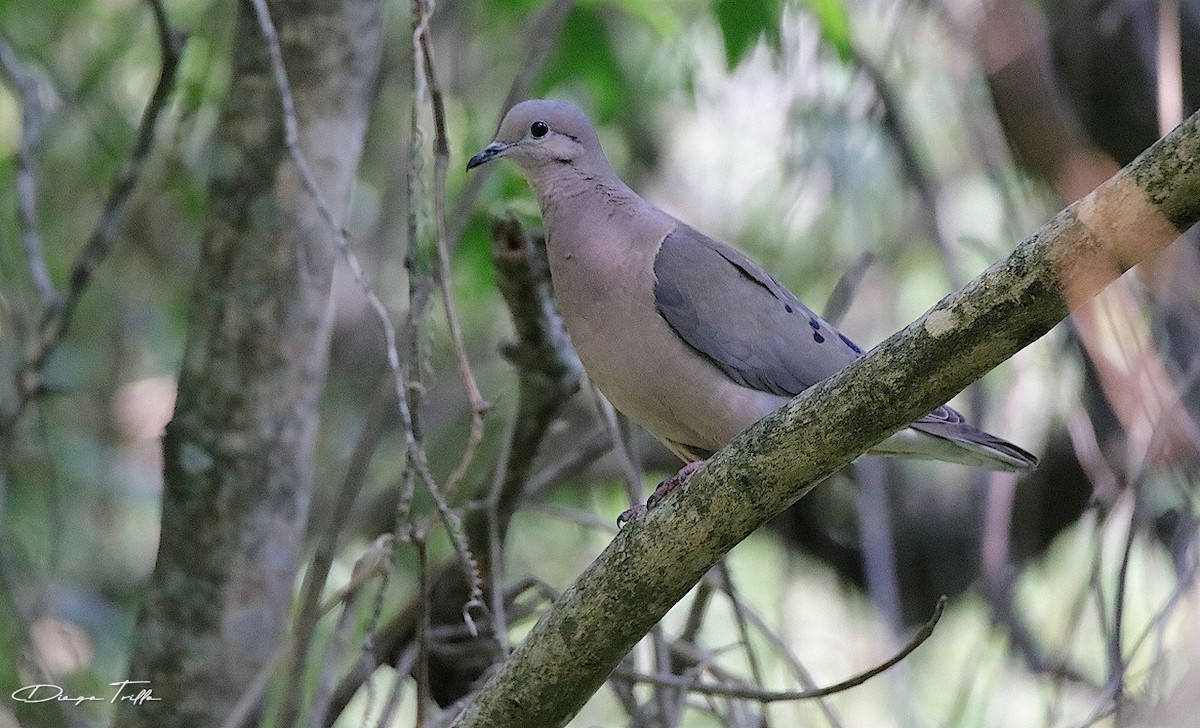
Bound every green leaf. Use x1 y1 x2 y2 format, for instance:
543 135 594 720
713 0 781 66
801 0 853 60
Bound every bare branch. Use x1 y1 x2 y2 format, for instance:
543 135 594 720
309 541 394 727
1109 489 1142 717
415 0 492 503
0 36 57 304
712 584 845 727
523 428 613 499
821 252 875 325
5 0 183 427
613 597 946 704
713 563 769 719
415 536 433 726
244 0 453 536
474 216 583 548
593 387 645 509
221 535 396 728
244 0 428 714
322 214 583 722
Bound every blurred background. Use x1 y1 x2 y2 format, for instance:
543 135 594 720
1 0 1199 725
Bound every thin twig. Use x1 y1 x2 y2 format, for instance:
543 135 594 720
222 645 292 728
319 0 579 713
222 536 397 728
592 385 644 508
486 412 518 655
523 427 613 498
608 655 642 720
247 0 414 447
415 536 432 727
281 375 394 725
524 502 618 533
247 0 485 719
648 623 681 727
614 597 946 703
715 574 845 728
0 36 57 304
678 577 714 647
4 0 183 427
319 535 397 614
1125 550 1199 673
1109 486 1141 718
308 592 369 727
852 44 964 288
371 645 420 728
402 0 484 615
403 0 482 604
1075 496 1139 725
821 252 875 326
1043 509 1106 726
1067 409 1122 503
401 0 432 531
358 537 401 727
247 0 446 542
310 542 394 728
416 0 491 502
714 562 770 724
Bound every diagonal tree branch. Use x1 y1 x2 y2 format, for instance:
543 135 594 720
448 108 1200 728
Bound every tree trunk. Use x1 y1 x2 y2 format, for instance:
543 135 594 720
117 0 382 725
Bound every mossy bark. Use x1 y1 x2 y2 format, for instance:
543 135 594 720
117 1 382 725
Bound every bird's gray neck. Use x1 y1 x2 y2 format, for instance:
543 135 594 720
526 162 643 245
525 159 627 201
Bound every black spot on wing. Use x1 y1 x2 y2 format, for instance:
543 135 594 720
653 226 865 397
839 332 863 354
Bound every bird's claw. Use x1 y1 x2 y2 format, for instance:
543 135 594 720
616 504 646 526
616 460 706 527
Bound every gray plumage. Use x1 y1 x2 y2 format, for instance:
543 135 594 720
467 99 1037 472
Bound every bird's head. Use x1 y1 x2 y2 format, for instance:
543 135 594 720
466 99 603 174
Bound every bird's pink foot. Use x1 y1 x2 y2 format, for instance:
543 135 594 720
617 460 706 526
647 460 705 509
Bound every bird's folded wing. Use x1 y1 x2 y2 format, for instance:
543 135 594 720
652 224 863 398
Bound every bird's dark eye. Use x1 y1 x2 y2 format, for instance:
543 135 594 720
530 121 549 138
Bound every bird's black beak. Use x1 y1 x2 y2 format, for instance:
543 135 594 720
466 141 510 171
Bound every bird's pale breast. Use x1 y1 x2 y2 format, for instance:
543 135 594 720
545 219 788 456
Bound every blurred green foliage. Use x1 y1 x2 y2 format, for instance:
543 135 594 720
715 0 781 63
